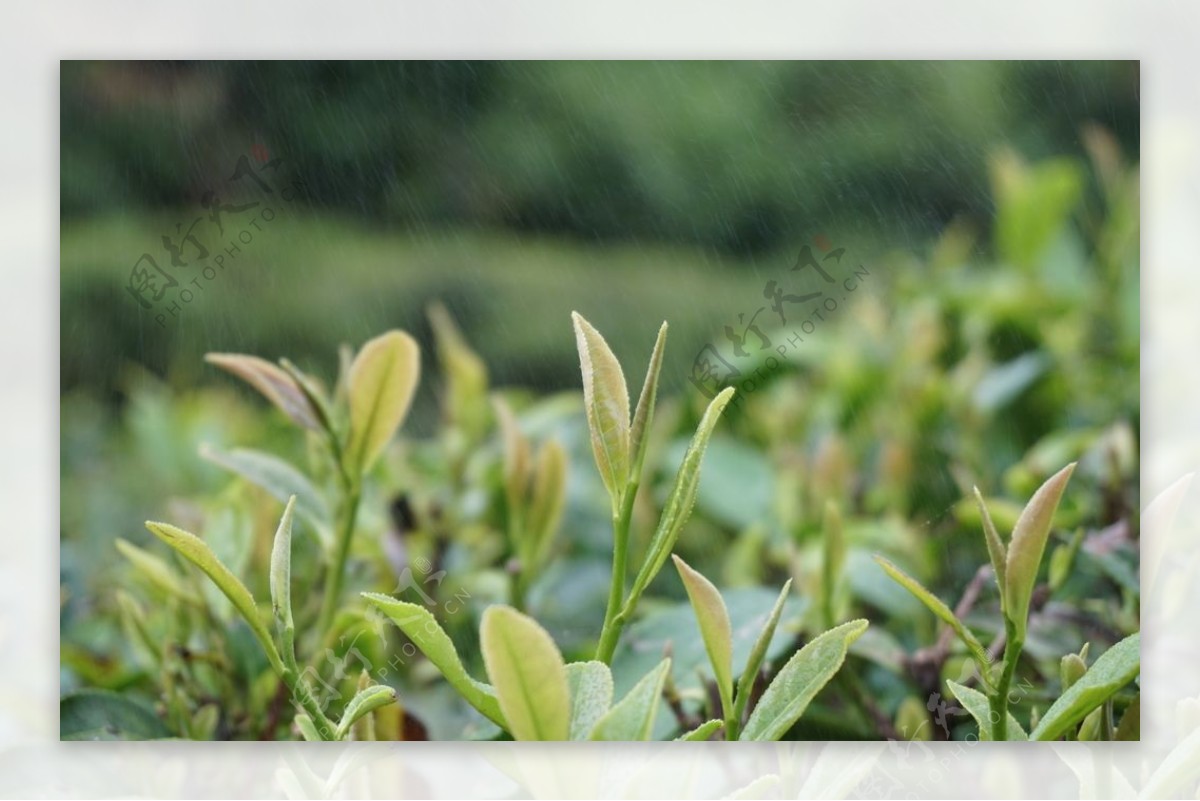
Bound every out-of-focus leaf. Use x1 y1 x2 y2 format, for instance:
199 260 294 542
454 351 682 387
590 658 670 741
114 538 195 603
946 680 1028 741
676 719 723 741
362 593 504 727
205 352 319 430
527 439 567 565
873 555 993 688
60 690 171 740
335 685 398 741
492 396 530 536
1031 631 1139 741
1114 694 1139 741
991 151 1084 270
345 330 420 475
740 619 868 741
294 713 322 742
199 444 331 547
1006 463 1076 639
428 301 490 438
145 520 283 675
626 387 735 608
972 352 1048 414
571 312 631 508
565 661 613 741
481 604 570 741
672 555 733 717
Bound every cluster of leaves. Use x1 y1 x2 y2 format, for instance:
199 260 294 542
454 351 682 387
60 145 1140 741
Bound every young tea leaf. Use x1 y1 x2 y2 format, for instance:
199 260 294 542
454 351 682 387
481 604 571 741
362 593 505 727
571 312 631 509
873 555 993 689
205 353 319 430
335 685 398 741
428 301 490 438
973 486 1007 604
527 439 568 567
733 579 793 726
145 521 284 676
626 387 736 609
294 713 323 742
1030 631 1140 741
565 661 614 741
629 321 668 481
492 396 530 539
739 619 868 741
1005 462 1076 639
676 719 724 741
269 496 297 637
946 680 1028 740
114 538 196 603
671 555 733 718
589 658 671 741
821 500 845 628
345 330 420 476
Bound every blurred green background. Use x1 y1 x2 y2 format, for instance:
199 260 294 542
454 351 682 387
61 62 1140 738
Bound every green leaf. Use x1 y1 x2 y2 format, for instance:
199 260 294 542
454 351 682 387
733 579 793 726
946 680 1028 741
481 604 570 741
590 658 671 741
114 538 196 603
527 439 568 567
492 396 530 541
629 321 668 480
362 593 504 727
335 685 398 740
821 500 845 627
345 330 420 475
60 690 172 740
145 521 283 676
1030 631 1140 741
671 555 733 718
428 302 490 438
571 311 631 509
626 386 736 609
973 486 1007 604
676 719 723 741
269 496 297 639
739 619 867 741
199 444 331 548
205 352 319 430
1005 462 1076 639
565 661 614 740
294 713 322 742
1114 693 1139 741
873 556 993 689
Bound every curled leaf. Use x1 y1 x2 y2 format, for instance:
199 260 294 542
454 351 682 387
572 312 631 509
335 685 398 740
269 496 297 636
205 353 319 430
481 604 570 741
345 330 421 475
733 579 793 726
676 719 723 741
973 486 1007 603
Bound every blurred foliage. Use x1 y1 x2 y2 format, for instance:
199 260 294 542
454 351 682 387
60 61 1139 741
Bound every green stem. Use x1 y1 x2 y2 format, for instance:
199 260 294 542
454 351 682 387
317 479 361 641
596 484 638 663
280 643 338 740
990 619 1022 741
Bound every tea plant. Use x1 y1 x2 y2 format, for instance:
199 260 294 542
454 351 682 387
876 464 1140 740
